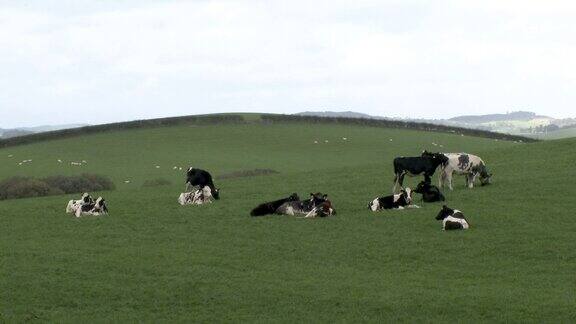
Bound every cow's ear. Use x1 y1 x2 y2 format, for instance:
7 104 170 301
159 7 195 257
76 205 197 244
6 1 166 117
310 193 314 197
323 194 328 199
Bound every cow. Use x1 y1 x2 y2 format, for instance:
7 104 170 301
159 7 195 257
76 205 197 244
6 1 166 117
66 193 94 214
276 192 329 216
435 153 492 190
392 151 448 192
414 181 445 202
185 167 220 199
178 186 214 206
368 188 420 211
304 199 336 218
436 205 470 230
250 193 300 216
73 197 109 217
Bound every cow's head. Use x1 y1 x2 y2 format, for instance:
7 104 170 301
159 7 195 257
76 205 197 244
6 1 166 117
81 192 93 204
479 165 492 186
212 188 220 200
435 205 453 220
288 193 300 201
401 187 413 204
309 192 328 207
422 151 449 166
414 181 429 194
368 197 380 211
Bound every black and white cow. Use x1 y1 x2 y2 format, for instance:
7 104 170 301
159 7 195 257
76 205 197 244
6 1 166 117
250 193 300 216
66 192 94 214
178 186 214 206
185 167 220 199
276 192 329 216
436 205 470 230
393 151 448 192
368 188 420 211
304 199 336 218
73 197 109 217
436 153 492 190
414 181 445 202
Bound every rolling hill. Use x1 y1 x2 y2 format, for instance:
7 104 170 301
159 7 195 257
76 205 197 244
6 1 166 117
0 114 574 322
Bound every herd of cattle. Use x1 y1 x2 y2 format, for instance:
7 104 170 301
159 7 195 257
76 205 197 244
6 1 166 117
66 151 491 231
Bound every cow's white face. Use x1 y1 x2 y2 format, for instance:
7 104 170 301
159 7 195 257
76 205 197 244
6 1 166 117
368 198 380 211
404 188 412 204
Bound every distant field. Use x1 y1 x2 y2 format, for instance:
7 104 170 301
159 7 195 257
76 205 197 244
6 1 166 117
529 127 576 140
1 121 574 322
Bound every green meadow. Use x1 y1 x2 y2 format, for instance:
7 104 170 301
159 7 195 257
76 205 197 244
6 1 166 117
1 119 575 322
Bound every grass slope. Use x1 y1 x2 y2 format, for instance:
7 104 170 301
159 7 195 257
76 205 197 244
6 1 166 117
0 123 574 322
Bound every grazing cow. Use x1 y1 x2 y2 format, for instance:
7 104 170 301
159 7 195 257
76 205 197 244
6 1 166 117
73 197 109 217
393 151 448 192
66 193 94 214
436 205 470 230
276 192 329 216
368 188 420 211
435 153 492 190
304 199 336 218
178 186 214 206
414 181 445 202
185 168 220 199
250 193 300 216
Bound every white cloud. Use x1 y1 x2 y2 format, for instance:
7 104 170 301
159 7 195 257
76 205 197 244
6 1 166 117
1 0 576 127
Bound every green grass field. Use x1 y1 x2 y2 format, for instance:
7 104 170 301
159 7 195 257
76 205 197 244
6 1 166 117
1 120 575 322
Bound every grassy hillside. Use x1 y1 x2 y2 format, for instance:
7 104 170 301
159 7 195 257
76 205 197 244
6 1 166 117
0 122 574 322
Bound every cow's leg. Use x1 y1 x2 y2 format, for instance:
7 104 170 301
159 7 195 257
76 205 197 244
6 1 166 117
438 171 445 189
393 173 402 193
424 173 432 184
446 171 454 190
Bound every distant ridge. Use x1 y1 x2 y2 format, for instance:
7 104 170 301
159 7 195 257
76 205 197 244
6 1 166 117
0 124 88 139
448 111 549 124
295 110 576 137
296 111 377 119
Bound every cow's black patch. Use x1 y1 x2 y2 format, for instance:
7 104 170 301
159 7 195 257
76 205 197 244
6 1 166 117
458 154 470 169
444 221 464 230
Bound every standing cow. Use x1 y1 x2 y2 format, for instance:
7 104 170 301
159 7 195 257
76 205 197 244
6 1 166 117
435 153 492 190
185 168 220 199
392 151 448 192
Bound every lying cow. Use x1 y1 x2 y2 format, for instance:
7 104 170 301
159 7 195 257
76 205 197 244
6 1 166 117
368 188 420 211
304 199 336 218
414 181 445 202
393 151 448 192
436 205 470 230
276 192 330 216
66 193 94 214
72 197 108 217
185 167 220 199
178 186 214 206
433 152 492 190
250 193 300 216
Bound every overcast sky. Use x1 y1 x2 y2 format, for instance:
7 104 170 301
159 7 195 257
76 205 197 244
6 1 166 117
1 0 575 128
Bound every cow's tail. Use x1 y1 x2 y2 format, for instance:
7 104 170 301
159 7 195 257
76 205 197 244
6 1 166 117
250 203 274 216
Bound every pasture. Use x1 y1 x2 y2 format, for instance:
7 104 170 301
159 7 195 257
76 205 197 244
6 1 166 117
1 120 575 322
